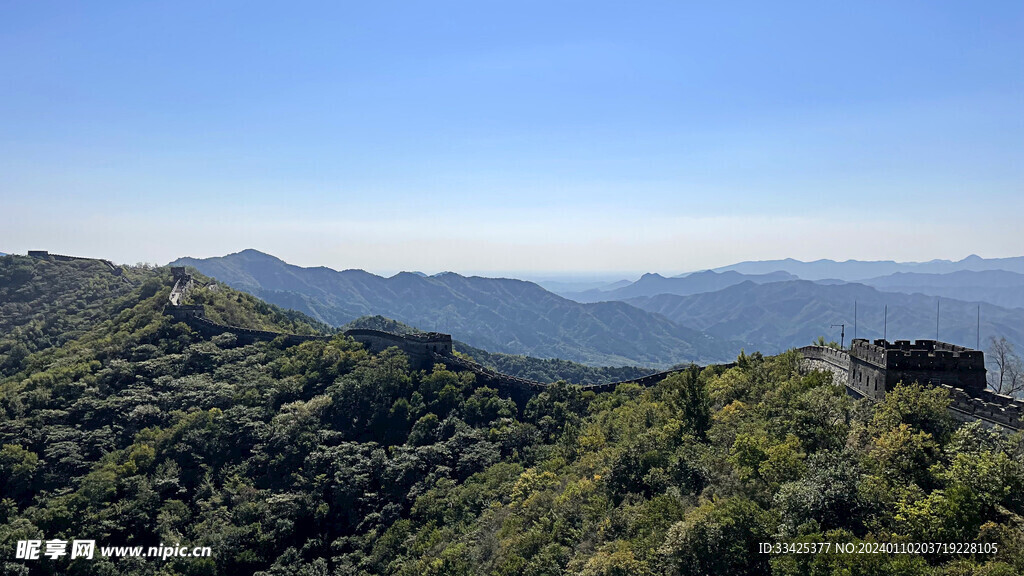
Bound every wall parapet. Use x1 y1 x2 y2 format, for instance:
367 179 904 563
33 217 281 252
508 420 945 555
943 383 1023 429
849 338 986 394
798 343 1019 431
796 345 850 368
796 345 851 391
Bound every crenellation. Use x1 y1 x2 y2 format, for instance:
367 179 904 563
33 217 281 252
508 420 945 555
801 341 1019 431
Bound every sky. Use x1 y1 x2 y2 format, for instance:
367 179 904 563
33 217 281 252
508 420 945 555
1 1 1022 276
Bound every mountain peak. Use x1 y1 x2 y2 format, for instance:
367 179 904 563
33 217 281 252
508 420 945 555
231 249 283 261
390 271 428 280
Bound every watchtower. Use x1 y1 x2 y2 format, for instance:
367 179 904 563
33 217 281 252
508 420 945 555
848 339 986 399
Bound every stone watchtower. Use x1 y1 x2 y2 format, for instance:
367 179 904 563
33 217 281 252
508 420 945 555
341 329 453 370
848 339 986 400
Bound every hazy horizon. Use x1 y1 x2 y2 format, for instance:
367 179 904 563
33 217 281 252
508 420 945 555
5 246 1024 281
169 248 1024 281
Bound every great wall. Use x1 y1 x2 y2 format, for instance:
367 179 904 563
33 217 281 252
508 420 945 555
798 342 1022 431
23 253 1023 431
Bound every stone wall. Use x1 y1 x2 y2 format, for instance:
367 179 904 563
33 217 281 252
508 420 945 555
850 338 987 395
186 315 329 346
944 385 1023 430
795 346 850 387
343 329 452 370
849 355 887 399
168 268 194 307
165 305 206 321
798 342 1021 431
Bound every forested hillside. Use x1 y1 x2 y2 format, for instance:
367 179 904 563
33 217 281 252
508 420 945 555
1 256 138 376
0 255 329 382
2 256 1023 575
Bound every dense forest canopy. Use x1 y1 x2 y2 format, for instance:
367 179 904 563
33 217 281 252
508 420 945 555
1 256 1022 575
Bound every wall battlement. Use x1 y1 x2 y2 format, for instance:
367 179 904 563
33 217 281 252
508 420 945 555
849 338 986 395
943 384 1023 429
852 339 984 369
798 342 1019 431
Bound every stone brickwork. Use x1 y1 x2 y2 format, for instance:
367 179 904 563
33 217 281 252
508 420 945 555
849 338 987 398
798 341 1020 431
943 385 1023 430
795 346 851 389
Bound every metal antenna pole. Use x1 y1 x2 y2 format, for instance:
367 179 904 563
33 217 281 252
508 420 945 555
977 305 980 350
883 305 887 341
831 323 845 349
854 300 857 340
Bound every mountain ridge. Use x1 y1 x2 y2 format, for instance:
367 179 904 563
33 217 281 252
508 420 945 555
171 250 741 366
560 269 797 302
706 255 1024 281
853 269 1024 310
627 279 1024 355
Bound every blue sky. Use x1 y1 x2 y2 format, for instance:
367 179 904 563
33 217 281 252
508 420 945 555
1 1 1022 275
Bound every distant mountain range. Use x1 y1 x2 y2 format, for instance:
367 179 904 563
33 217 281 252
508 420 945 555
553 257 1024 311
535 278 632 295
172 250 1024 367
171 250 740 366
560 270 796 302
707 254 1024 281
855 270 1024 310
627 280 1024 355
